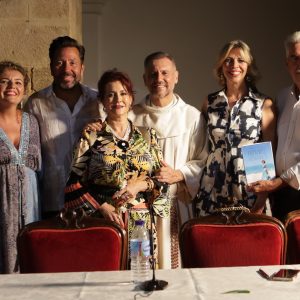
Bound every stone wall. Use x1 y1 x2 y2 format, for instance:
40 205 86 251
0 0 82 95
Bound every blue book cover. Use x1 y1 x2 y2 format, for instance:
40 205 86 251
241 142 276 184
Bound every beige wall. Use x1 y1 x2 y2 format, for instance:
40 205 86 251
83 0 300 109
0 0 82 95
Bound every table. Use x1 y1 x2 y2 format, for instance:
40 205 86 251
1 265 300 300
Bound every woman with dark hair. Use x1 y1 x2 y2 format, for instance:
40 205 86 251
0 61 41 273
65 69 169 266
195 40 276 216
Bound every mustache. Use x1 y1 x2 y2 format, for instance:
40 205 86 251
61 72 75 77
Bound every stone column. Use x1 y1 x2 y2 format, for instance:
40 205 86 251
0 0 82 95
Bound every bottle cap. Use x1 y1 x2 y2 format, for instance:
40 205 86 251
135 220 144 226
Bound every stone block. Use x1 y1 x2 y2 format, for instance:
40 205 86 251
0 0 28 18
0 0 82 96
0 24 68 66
30 0 69 19
30 67 52 93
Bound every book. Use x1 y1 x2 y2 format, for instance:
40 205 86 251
241 141 276 184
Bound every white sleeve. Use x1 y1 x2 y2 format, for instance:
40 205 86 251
280 165 300 190
178 113 208 199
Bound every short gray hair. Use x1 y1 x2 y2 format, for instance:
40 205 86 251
144 51 176 70
284 31 300 57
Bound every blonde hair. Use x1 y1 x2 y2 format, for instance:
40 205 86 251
214 40 260 87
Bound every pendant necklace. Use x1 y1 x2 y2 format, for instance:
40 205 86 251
109 122 131 151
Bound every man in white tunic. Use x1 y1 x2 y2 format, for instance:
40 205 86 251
129 52 207 269
24 36 105 218
248 31 300 222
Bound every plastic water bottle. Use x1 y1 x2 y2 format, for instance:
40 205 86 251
130 220 151 283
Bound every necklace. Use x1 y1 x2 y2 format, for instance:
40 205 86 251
108 122 131 152
109 122 131 141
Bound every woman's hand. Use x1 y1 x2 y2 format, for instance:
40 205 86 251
112 176 149 207
99 202 124 227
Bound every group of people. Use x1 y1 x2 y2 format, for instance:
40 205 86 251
0 30 300 273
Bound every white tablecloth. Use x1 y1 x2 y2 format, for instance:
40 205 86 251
1 265 300 300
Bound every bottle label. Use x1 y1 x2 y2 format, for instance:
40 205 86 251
130 240 150 257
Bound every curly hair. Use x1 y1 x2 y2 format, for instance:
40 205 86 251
0 60 30 89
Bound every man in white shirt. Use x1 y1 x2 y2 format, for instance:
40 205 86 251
24 36 105 218
129 52 207 268
248 31 300 221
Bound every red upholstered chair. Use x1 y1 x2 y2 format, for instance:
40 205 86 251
179 207 287 268
285 209 300 264
17 209 127 273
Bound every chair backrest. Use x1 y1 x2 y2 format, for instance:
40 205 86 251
17 209 127 273
179 208 287 268
285 209 300 264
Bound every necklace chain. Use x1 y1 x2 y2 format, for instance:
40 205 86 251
109 122 131 141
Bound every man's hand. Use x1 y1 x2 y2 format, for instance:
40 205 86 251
247 177 287 193
250 193 268 214
155 160 184 184
83 119 103 133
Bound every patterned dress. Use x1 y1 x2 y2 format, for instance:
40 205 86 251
0 112 41 273
65 120 170 266
196 88 267 216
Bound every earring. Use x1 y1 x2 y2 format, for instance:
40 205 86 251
246 75 251 82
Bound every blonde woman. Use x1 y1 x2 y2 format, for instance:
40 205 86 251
195 40 276 216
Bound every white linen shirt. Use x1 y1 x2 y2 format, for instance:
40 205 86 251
276 85 300 190
24 84 105 212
